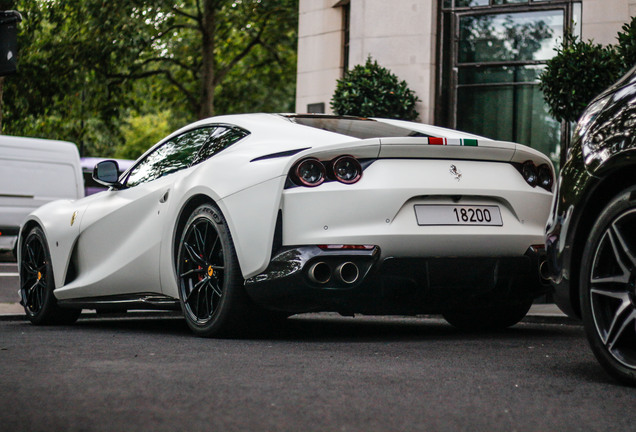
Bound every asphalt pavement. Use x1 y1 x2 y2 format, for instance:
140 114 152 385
5 255 631 432
0 312 632 432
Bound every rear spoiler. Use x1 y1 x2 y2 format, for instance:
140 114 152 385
378 137 550 167
286 136 553 172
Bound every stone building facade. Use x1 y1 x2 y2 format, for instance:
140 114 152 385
296 0 635 163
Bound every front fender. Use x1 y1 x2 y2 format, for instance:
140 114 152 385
19 198 88 289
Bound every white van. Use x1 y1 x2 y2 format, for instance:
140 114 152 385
0 136 84 253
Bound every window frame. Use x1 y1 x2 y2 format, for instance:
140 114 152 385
436 0 580 130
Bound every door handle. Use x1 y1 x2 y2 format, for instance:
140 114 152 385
159 189 170 203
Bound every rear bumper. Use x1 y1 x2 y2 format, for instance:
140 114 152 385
245 245 552 315
281 159 552 259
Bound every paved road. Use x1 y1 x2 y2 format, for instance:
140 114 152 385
0 314 633 432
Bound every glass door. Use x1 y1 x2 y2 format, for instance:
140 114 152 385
438 1 580 167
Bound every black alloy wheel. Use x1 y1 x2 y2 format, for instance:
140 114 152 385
177 203 250 337
580 188 636 386
20 227 80 325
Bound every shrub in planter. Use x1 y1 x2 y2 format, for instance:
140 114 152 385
539 33 621 123
617 17 636 72
331 56 419 121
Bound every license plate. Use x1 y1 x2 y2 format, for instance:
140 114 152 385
414 205 503 226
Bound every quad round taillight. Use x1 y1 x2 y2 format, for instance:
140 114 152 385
537 164 553 191
293 158 326 187
332 155 362 184
517 161 553 192
521 161 538 187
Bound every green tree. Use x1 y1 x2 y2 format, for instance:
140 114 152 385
1 0 298 156
105 0 298 118
539 34 621 123
539 16 636 124
331 57 419 121
2 1 160 154
617 17 636 71
115 110 173 159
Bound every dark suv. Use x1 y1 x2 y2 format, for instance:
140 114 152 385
545 66 636 386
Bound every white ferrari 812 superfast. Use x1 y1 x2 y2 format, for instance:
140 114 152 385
18 114 554 336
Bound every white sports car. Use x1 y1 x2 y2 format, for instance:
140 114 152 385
18 114 554 337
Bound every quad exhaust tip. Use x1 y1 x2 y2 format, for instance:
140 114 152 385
308 262 331 284
335 262 359 284
307 261 360 285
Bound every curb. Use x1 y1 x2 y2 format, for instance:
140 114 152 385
520 314 580 326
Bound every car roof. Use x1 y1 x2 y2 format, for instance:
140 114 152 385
135 113 489 163
181 113 485 141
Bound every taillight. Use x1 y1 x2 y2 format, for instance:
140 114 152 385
518 161 553 192
537 164 553 191
521 161 538 187
332 155 362 184
293 158 325 187
290 155 364 187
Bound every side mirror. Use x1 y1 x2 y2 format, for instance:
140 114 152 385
93 160 122 188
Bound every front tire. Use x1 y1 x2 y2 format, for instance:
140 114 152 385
176 203 251 337
580 188 636 386
19 227 80 325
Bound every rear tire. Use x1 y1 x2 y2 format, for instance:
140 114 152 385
442 301 532 331
176 203 252 337
19 227 81 325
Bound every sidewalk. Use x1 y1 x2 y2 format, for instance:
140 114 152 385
523 303 579 325
0 302 23 317
0 302 577 323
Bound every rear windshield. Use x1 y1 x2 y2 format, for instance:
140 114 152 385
285 115 430 139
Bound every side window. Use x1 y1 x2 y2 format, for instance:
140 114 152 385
125 127 214 187
192 127 248 164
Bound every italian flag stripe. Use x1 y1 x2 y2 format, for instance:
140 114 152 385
427 138 478 146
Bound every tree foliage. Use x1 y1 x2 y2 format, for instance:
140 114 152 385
617 17 636 71
539 34 620 123
1 0 298 156
330 57 419 121
539 17 636 123
110 0 298 118
115 110 173 159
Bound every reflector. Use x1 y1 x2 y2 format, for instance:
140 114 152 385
317 244 374 250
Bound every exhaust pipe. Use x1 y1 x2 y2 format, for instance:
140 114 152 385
335 262 359 284
308 262 331 284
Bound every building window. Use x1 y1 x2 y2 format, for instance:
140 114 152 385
307 102 326 113
438 0 581 167
341 1 351 73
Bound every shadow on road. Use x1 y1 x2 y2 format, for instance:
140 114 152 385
60 311 574 343
552 360 625 386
